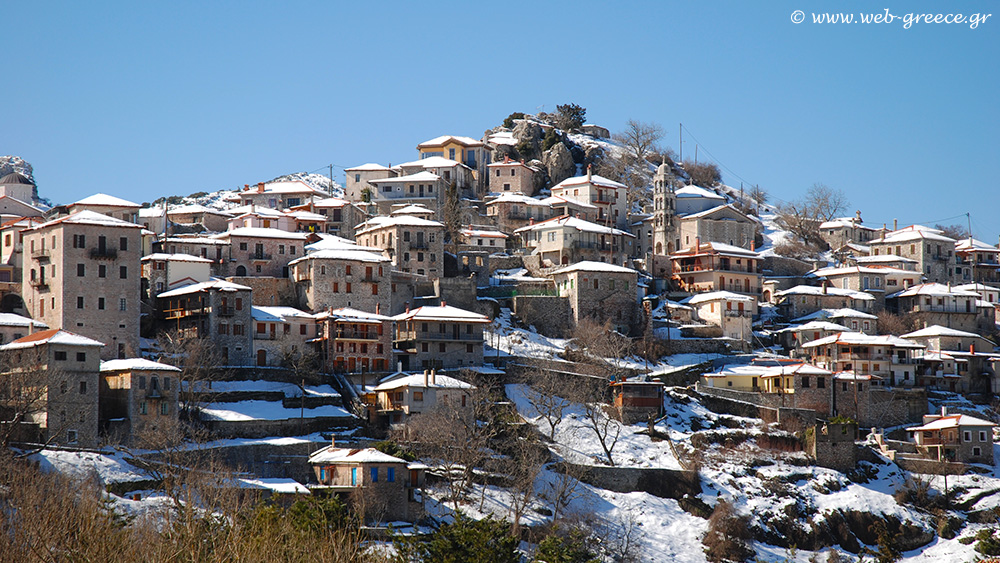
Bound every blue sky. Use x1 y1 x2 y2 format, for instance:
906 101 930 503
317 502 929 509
6 1 998 240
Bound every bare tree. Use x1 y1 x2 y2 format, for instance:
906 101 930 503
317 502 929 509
613 120 664 166
156 330 222 419
0 347 66 451
543 462 586 523
750 186 768 206
682 160 722 187
593 501 642 563
934 223 969 241
775 183 850 249
571 376 623 467
571 319 634 381
521 364 571 441
502 434 547 536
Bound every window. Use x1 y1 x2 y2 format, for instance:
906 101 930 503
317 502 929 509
233 324 245 336
299 324 307 335
345 265 352 275
974 447 982 456
333 282 339 292
370 467 378 482
239 242 248 251
816 377 825 388
119 237 128 251
77 263 85 277
77 352 86 362
981 431 987 442
278 244 285 255
98 265 106 278
140 402 148 415
120 298 127 311
965 431 972 442
387 467 395 482
346 282 352 293
160 403 169 415
79 381 87 394
98 298 105 310
235 298 243 310
120 266 127 279
372 284 378 295
439 343 446 353
414 391 423 402
73 234 85 248
801 376 810 388
77 296 84 309
67 430 78 444
467 344 474 353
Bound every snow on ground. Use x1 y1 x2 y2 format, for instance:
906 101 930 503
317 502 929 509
486 308 570 360
30 448 150 484
199 400 353 421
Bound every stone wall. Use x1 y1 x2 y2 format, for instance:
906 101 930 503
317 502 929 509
227 276 297 307
488 254 525 274
661 338 733 355
201 415 359 440
565 463 701 500
512 295 572 337
436 277 479 312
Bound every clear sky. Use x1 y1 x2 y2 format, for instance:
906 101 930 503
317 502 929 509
6 1 998 241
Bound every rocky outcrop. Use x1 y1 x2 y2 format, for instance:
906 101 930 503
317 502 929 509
512 121 544 160
542 142 576 186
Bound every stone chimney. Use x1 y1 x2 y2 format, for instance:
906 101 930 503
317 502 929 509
942 406 948 417
971 343 976 354
431 369 436 386
695 236 700 251
423 370 429 387
855 210 862 223
244 184 250 191
587 164 592 183
440 300 446 307
375 303 380 315
405 302 410 314
257 182 265 193
331 435 336 448
893 218 898 231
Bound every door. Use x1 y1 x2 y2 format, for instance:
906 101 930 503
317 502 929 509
257 349 266 367
351 467 357 486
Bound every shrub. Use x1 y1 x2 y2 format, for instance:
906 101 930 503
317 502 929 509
703 499 754 563
555 103 586 131
542 128 562 152
976 528 1000 556
683 161 722 187
503 112 526 129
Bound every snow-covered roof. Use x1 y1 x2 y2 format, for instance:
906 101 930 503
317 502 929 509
397 156 470 171
874 225 955 244
227 205 287 218
258 180 326 195
168 204 233 217
777 321 850 334
0 329 104 350
681 291 755 305
391 204 436 216
252 306 316 323
373 372 475 392
907 414 995 432
141 253 213 264
289 248 389 266
955 282 1000 293
139 207 166 217
157 279 252 298
811 265 891 277
316 307 391 323
236 477 310 495
819 217 876 231
553 174 627 191
286 210 327 222
680 204 754 221
776 285 875 301
955 238 999 253
887 283 980 299
355 215 443 235
801 332 925 349
215 227 308 240
368 171 441 184
311 197 351 208
855 255 917 265
461 228 508 239
675 185 725 200
513 215 633 237
345 163 391 171
901 325 982 339
486 193 549 206
72 193 141 208
791 308 879 322
539 194 597 209
550 260 637 276
671 241 759 259
417 135 482 148
308 446 409 465
33 210 142 230
0 313 48 329
487 131 517 146
393 304 490 323
100 358 181 372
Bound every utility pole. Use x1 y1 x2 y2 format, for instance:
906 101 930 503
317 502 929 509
328 164 335 196
678 123 683 162
967 212 973 242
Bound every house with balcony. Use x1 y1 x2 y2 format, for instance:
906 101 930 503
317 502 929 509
677 204 758 252
416 134 490 190
308 443 426 522
551 261 639 335
550 169 628 229
868 224 957 284
289 245 392 313
776 320 851 355
225 206 297 232
212 227 309 278
142 253 213 297
907 410 995 465
315 307 393 374
485 194 551 233
610 379 665 424
539 194 598 223
66 193 141 224
392 303 490 370
227 180 328 210
373 369 475 424
354 215 445 279
901 325 998 393
251 306 318 367
886 282 990 333
514 215 635 268
458 227 508 253
99 358 181 440
155 280 253 366
790 308 879 335
775 285 876 320
366 171 445 215
293 198 366 238
681 291 755 343
669 241 762 297
955 238 1000 284
800 332 925 388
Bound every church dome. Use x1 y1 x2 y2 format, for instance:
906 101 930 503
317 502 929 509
0 171 34 185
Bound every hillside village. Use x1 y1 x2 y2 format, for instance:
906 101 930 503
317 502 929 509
4 108 1000 562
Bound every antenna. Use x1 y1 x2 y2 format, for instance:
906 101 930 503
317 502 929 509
678 123 683 162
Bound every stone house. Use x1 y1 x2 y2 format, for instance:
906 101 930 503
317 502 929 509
550 169 628 229
777 320 851 356
790 308 879 334
775 285 876 319
868 225 957 284
314 307 393 374
1 217 42 288
251 306 319 367
226 206 297 232
485 193 551 233
141 253 213 297
0 171 36 203
886 282 990 333
954 238 1000 284
227 180 328 210
155 280 254 366
66 193 141 224
539 194 598 223
295 198 366 239
354 215 445 279
397 156 476 193
801 332 925 388
20 210 142 360
673 185 726 217
366 171 444 215
670 241 762 297
373 370 475 424
308 444 426 522
901 325 997 393
682 291 755 343
289 247 392 313
677 204 758 251
99 358 181 439
515 215 635 268
344 163 395 203
167 204 233 233
819 213 879 249
213 227 309 278
0 329 104 448
0 312 47 345
551 261 639 335
487 158 537 196
416 134 490 189
907 410 995 465
458 227 508 253
392 303 490 370
159 236 231 276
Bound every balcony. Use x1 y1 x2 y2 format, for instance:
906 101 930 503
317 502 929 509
29 278 48 290
723 310 751 317
407 242 429 250
396 332 482 342
254 332 276 340
217 306 235 317
89 247 118 260
248 253 272 261
334 330 380 340
31 248 50 261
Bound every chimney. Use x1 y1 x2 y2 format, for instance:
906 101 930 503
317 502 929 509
244 184 249 191
971 342 975 354
750 239 755 252
397 361 402 373
431 369 436 386
893 218 898 231
529 218 534 225
504 155 511 164
942 406 948 417
405 302 410 313
587 164 592 183
823 283 828 294
440 300 446 307
257 182 265 193
855 210 862 223
695 236 700 251
331 435 336 448
375 303 380 315
423 370 429 387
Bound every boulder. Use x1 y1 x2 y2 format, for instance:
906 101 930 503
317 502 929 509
543 143 576 186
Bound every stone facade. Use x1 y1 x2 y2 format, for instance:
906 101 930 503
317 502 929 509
156 280 254 366
670 242 762 298
354 216 445 279
344 164 395 203
515 215 636 268
159 236 231 276
487 160 536 196
551 262 639 335
141 253 213 298
308 445 425 522
484 194 551 233
251 307 319 367
677 205 757 251
316 308 393 373
550 170 629 229
215 228 309 278
99 359 181 440
869 225 956 284
21 212 142 360
512 295 572 338
392 303 489 370
289 250 392 313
